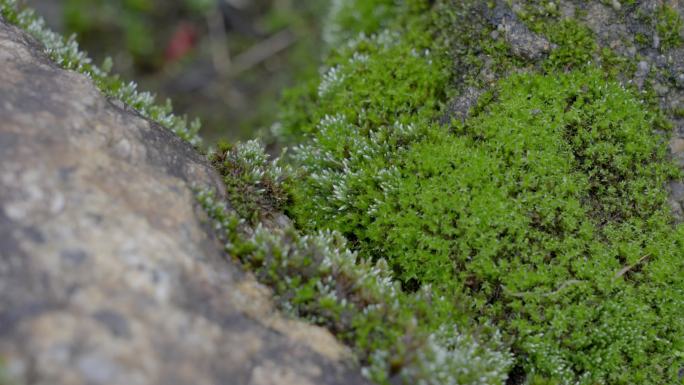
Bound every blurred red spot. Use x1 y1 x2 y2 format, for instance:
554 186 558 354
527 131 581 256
165 22 198 63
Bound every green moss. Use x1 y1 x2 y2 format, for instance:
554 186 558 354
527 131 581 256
635 31 650 46
599 47 636 79
198 6 519 380
514 0 561 34
544 19 597 71
656 4 683 51
151 0 684 382
208 140 288 225
277 0 450 144
290 63 684 382
383 70 681 383
283 2 684 382
197 183 512 385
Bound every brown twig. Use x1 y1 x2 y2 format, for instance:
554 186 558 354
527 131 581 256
230 29 297 75
614 255 650 279
206 7 231 78
502 279 585 299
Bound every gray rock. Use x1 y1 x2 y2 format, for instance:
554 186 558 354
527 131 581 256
635 60 650 88
486 1 552 61
0 19 367 385
441 87 484 124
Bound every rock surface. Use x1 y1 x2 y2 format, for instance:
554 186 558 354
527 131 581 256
0 19 368 385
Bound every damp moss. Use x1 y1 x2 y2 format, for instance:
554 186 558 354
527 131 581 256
197 184 513 385
544 19 597 71
288 60 684 383
282 1 684 384
656 4 683 51
208 140 288 225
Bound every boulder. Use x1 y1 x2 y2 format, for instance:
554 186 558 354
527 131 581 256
0 19 367 385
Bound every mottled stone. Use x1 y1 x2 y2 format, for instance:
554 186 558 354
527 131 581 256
486 1 552 61
441 87 484 124
0 19 367 385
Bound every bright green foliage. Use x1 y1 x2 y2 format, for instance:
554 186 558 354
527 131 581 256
286 26 449 234
290 63 684 382
656 4 683 51
323 0 432 47
284 3 451 226
284 2 684 382
376 70 682 383
276 0 447 144
209 140 288 225
199 136 514 385
197 185 513 385
0 0 202 146
544 20 597 71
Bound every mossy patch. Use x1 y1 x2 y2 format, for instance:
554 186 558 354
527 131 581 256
656 4 683 51
197 184 513 385
289 60 684 382
209 140 288 225
282 1 684 384
544 19 597 71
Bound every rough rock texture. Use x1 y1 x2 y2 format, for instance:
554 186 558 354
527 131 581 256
486 1 552 61
0 19 368 385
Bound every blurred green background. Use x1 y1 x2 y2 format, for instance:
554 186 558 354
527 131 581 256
22 0 327 142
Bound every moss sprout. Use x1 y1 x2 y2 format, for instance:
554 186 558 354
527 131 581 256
197 186 513 385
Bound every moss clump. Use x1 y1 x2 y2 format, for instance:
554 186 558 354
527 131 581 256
656 4 683 51
544 20 597 71
290 61 684 383
197 183 513 385
275 0 454 144
282 1 684 383
209 140 288 224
